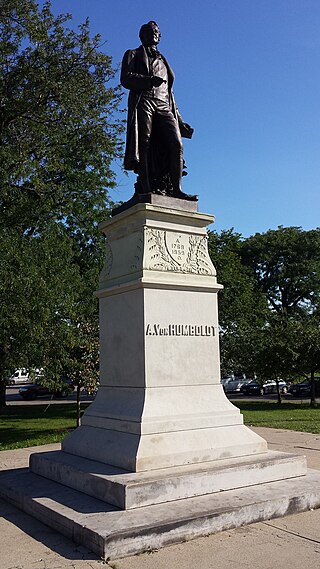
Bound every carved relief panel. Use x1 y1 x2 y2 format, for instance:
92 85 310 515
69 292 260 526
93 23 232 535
99 225 215 285
144 228 215 275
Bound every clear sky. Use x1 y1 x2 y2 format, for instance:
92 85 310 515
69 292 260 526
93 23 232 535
46 0 320 237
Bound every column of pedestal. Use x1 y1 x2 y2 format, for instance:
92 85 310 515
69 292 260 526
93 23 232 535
62 201 267 470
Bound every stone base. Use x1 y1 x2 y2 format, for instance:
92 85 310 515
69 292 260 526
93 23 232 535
1 466 320 561
111 192 198 216
89 203 261 473
61 423 268 472
30 450 307 509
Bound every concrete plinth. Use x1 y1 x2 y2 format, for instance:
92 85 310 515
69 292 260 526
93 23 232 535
30 449 307 509
61 201 267 470
1 466 320 561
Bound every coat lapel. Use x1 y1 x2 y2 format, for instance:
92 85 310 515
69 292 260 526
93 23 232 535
161 55 175 89
137 46 175 89
138 45 150 75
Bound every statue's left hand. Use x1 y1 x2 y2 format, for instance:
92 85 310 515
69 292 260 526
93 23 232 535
181 122 194 139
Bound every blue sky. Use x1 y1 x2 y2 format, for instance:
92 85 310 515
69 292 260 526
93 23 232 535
47 0 320 237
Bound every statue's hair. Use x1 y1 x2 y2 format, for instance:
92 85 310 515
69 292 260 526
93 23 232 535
139 21 161 42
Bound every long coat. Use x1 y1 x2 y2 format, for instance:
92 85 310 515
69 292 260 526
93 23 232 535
120 45 191 173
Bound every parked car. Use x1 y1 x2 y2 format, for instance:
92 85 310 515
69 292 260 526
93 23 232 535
7 367 44 385
262 380 288 395
240 381 263 396
19 378 74 400
289 379 320 398
221 377 248 393
7 368 30 385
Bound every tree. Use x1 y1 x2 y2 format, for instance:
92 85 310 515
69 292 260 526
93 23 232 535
253 316 298 404
208 229 268 377
241 227 320 317
293 315 320 407
0 0 123 232
66 317 100 427
241 227 320 404
0 0 124 406
209 227 320 406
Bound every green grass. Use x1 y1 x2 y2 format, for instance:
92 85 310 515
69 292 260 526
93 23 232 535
0 404 90 451
0 401 320 452
233 401 320 433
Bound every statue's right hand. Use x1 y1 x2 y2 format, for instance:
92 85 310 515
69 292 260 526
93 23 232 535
151 75 166 87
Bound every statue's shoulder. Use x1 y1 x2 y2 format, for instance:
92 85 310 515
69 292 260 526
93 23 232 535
122 46 144 66
124 46 144 57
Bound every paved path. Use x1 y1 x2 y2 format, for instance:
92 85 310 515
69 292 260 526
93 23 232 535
1 427 320 569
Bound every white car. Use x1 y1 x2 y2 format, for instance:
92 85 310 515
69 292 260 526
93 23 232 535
7 368 44 385
262 380 288 395
221 377 248 393
7 368 30 385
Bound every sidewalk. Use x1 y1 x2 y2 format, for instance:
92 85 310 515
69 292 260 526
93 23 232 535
1 427 320 569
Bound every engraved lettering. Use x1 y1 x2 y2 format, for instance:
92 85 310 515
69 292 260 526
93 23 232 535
146 324 215 337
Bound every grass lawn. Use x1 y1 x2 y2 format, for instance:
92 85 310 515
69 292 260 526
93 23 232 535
0 401 319 452
233 401 320 433
0 403 90 451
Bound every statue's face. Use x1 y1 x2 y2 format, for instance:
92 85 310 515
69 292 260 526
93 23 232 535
141 24 161 47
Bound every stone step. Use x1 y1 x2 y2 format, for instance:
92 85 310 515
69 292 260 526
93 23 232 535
30 449 307 509
1 467 320 561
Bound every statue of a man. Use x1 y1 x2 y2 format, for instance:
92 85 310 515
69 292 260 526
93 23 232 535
121 21 197 201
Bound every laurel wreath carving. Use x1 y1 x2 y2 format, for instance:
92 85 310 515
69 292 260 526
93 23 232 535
145 229 214 275
131 231 144 271
99 242 113 281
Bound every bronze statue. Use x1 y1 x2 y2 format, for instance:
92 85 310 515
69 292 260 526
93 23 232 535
121 21 197 201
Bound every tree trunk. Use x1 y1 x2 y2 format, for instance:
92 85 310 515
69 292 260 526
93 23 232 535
0 380 6 408
310 370 317 408
275 378 282 404
0 353 8 407
76 383 81 427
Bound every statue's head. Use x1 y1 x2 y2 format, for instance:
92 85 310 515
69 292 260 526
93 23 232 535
139 21 161 47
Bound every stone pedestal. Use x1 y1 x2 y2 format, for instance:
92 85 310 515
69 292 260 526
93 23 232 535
61 197 267 470
1 196 316 561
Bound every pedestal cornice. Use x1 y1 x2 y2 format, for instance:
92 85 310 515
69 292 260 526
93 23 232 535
97 202 219 293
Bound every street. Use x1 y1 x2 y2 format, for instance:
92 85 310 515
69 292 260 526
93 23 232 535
5 385 95 405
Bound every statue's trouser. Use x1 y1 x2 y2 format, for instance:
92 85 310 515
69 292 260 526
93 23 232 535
137 97 183 193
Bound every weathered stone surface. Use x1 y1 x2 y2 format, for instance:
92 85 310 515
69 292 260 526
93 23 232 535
111 193 199 216
1 466 319 561
62 204 267 470
30 450 307 509
98 204 217 291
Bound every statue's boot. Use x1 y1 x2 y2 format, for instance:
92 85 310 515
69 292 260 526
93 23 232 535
138 140 152 194
171 174 198 202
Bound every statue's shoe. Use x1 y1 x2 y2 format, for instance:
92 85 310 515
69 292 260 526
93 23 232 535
171 190 198 201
